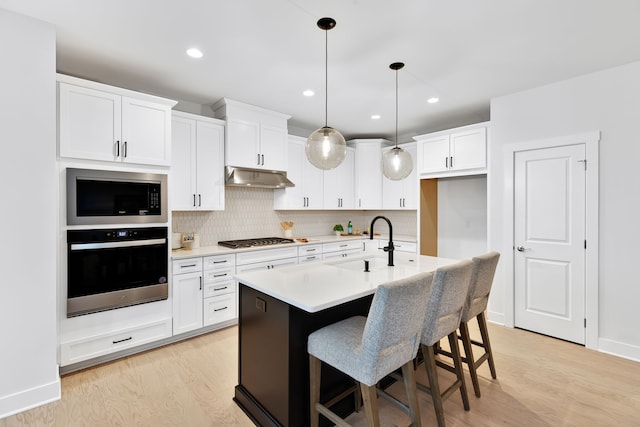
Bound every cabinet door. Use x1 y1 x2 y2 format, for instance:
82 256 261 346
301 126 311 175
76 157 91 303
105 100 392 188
172 271 203 335
402 143 418 209
418 135 450 174
121 96 172 166
260 125 287 171
355 144 383 209
303 144 325 209
450 127 486 171
325 148 355 209
226 118 260 168
275 138 304 209
58 83 121 162
196 121 225 210
170 116 198 211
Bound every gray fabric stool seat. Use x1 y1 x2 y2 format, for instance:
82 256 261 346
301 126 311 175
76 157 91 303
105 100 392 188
308 272 434 427
437 252 500 398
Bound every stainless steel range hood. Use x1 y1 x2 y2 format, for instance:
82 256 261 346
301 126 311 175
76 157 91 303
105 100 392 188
225 166 295 189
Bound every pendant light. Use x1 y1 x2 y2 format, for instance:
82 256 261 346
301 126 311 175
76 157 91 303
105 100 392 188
306 17 346 170
381 62 413 180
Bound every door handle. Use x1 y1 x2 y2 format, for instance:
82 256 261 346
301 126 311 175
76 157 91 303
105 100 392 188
516 246 530 252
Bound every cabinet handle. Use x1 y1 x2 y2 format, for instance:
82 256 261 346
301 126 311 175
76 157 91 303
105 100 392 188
261 154 265 165
115 140 120 157
450 156 453 168
198 194 202 207
123 141 128 158
359 199 362 208
181 264 197 268
306 256 317 260
445 157 448 168
213 273 227 278
193 194 196 207
214 306 228 312
112 336 132 344
340 244 348 248
257 153 261 165
199 276 203 290
213 286 228 291
305 248 316 252
213 260 228 264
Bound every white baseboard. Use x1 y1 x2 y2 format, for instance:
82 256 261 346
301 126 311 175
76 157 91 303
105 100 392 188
487 310 505 325
0 374 60 420
598 338 640 363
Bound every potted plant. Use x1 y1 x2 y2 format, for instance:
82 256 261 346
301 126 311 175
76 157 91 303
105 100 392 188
333 224 344 236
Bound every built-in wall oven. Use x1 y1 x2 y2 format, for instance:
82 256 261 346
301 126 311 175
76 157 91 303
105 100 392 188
67 226 168 317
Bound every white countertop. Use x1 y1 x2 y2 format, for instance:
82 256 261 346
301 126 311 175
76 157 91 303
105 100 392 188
170 233 417 259
234 252 458 313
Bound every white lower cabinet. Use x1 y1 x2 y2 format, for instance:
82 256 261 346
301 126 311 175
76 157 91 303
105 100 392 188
203 254 237 326
322 240 363 260
236 246 298 273
172 258 204 335
298 244 323 263
60 318 172 366
172 254 238 335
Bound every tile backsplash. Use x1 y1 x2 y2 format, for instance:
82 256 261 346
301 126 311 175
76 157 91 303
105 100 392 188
172 187 416 246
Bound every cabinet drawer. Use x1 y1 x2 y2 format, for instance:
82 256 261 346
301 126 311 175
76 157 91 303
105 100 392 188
236 246 298 265
322 248 362 260
299 254 321 263
204 280 236 298
60 318 172 366
203 267 235 284
172 257 202 274
204 293 237 326
203 253 235 270
379 240 417 253
298 244 323 256
322 240 363 253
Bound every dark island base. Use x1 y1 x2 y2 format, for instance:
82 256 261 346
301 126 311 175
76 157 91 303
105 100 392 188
235 283 375 427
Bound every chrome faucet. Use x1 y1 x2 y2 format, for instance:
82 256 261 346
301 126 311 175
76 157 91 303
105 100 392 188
370 215 394 266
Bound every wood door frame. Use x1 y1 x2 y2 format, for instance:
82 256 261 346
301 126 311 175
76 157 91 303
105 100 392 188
502 132 599 349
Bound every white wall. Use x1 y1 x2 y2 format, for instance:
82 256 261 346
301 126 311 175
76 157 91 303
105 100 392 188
489 60 640 360
0 9 60 418
437 175 487 259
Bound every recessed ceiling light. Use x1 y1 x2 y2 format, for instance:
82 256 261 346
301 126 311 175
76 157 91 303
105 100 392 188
371 114 381 120
186 48 203 58
303 90 315 97
427 97 439 104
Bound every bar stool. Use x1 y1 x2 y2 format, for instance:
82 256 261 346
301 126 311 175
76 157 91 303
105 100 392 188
437 252 500 397
307 272 434 427
416 260 474 427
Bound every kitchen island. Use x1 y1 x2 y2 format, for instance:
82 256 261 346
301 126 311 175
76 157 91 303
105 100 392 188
233 252 458 427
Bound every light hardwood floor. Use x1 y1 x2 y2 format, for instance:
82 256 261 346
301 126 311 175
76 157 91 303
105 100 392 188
1 323 639 427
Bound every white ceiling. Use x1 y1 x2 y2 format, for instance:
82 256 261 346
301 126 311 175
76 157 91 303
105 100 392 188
2 0 640 141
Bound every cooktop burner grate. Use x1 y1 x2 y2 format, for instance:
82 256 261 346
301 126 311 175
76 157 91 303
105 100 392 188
218 237 295 249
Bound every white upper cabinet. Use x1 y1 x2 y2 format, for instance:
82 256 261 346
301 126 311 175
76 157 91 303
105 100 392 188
274 135 324 210
382 142 417 209
213 98 290 171
171 112 225 211
323 147 355 209
57 74 176 166
353 139 390 209
414 123 488 177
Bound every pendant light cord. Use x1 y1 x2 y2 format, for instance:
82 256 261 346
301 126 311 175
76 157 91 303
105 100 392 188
395 67 399 148
324 28 328 128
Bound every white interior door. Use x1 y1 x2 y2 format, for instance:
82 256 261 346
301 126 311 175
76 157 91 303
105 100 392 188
514 144 586 344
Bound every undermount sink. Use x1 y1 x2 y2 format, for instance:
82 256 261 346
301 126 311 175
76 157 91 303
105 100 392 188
332 257 391 272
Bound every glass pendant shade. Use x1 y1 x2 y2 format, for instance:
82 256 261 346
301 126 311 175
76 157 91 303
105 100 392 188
382 146 413 180
306 126 346 170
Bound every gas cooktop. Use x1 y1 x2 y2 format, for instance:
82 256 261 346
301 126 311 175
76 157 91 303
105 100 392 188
218 237 295 249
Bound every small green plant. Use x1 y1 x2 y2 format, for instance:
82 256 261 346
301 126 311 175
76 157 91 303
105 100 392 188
333 224 344 232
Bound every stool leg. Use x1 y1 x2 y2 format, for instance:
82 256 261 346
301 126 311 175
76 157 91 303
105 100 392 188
401 361 422 426
477 312 497 379
448 332 470 411
360 383 380 427
422 343 446 427
459 321 481 397
309 355 321 427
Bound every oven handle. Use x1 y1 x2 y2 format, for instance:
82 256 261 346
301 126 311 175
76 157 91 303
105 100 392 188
70 238 167 251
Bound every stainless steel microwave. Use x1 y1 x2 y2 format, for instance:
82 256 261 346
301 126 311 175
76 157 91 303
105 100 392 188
67 168 167 225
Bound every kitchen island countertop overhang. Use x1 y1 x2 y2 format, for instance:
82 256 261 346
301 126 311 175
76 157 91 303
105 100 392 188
234 252 459 313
